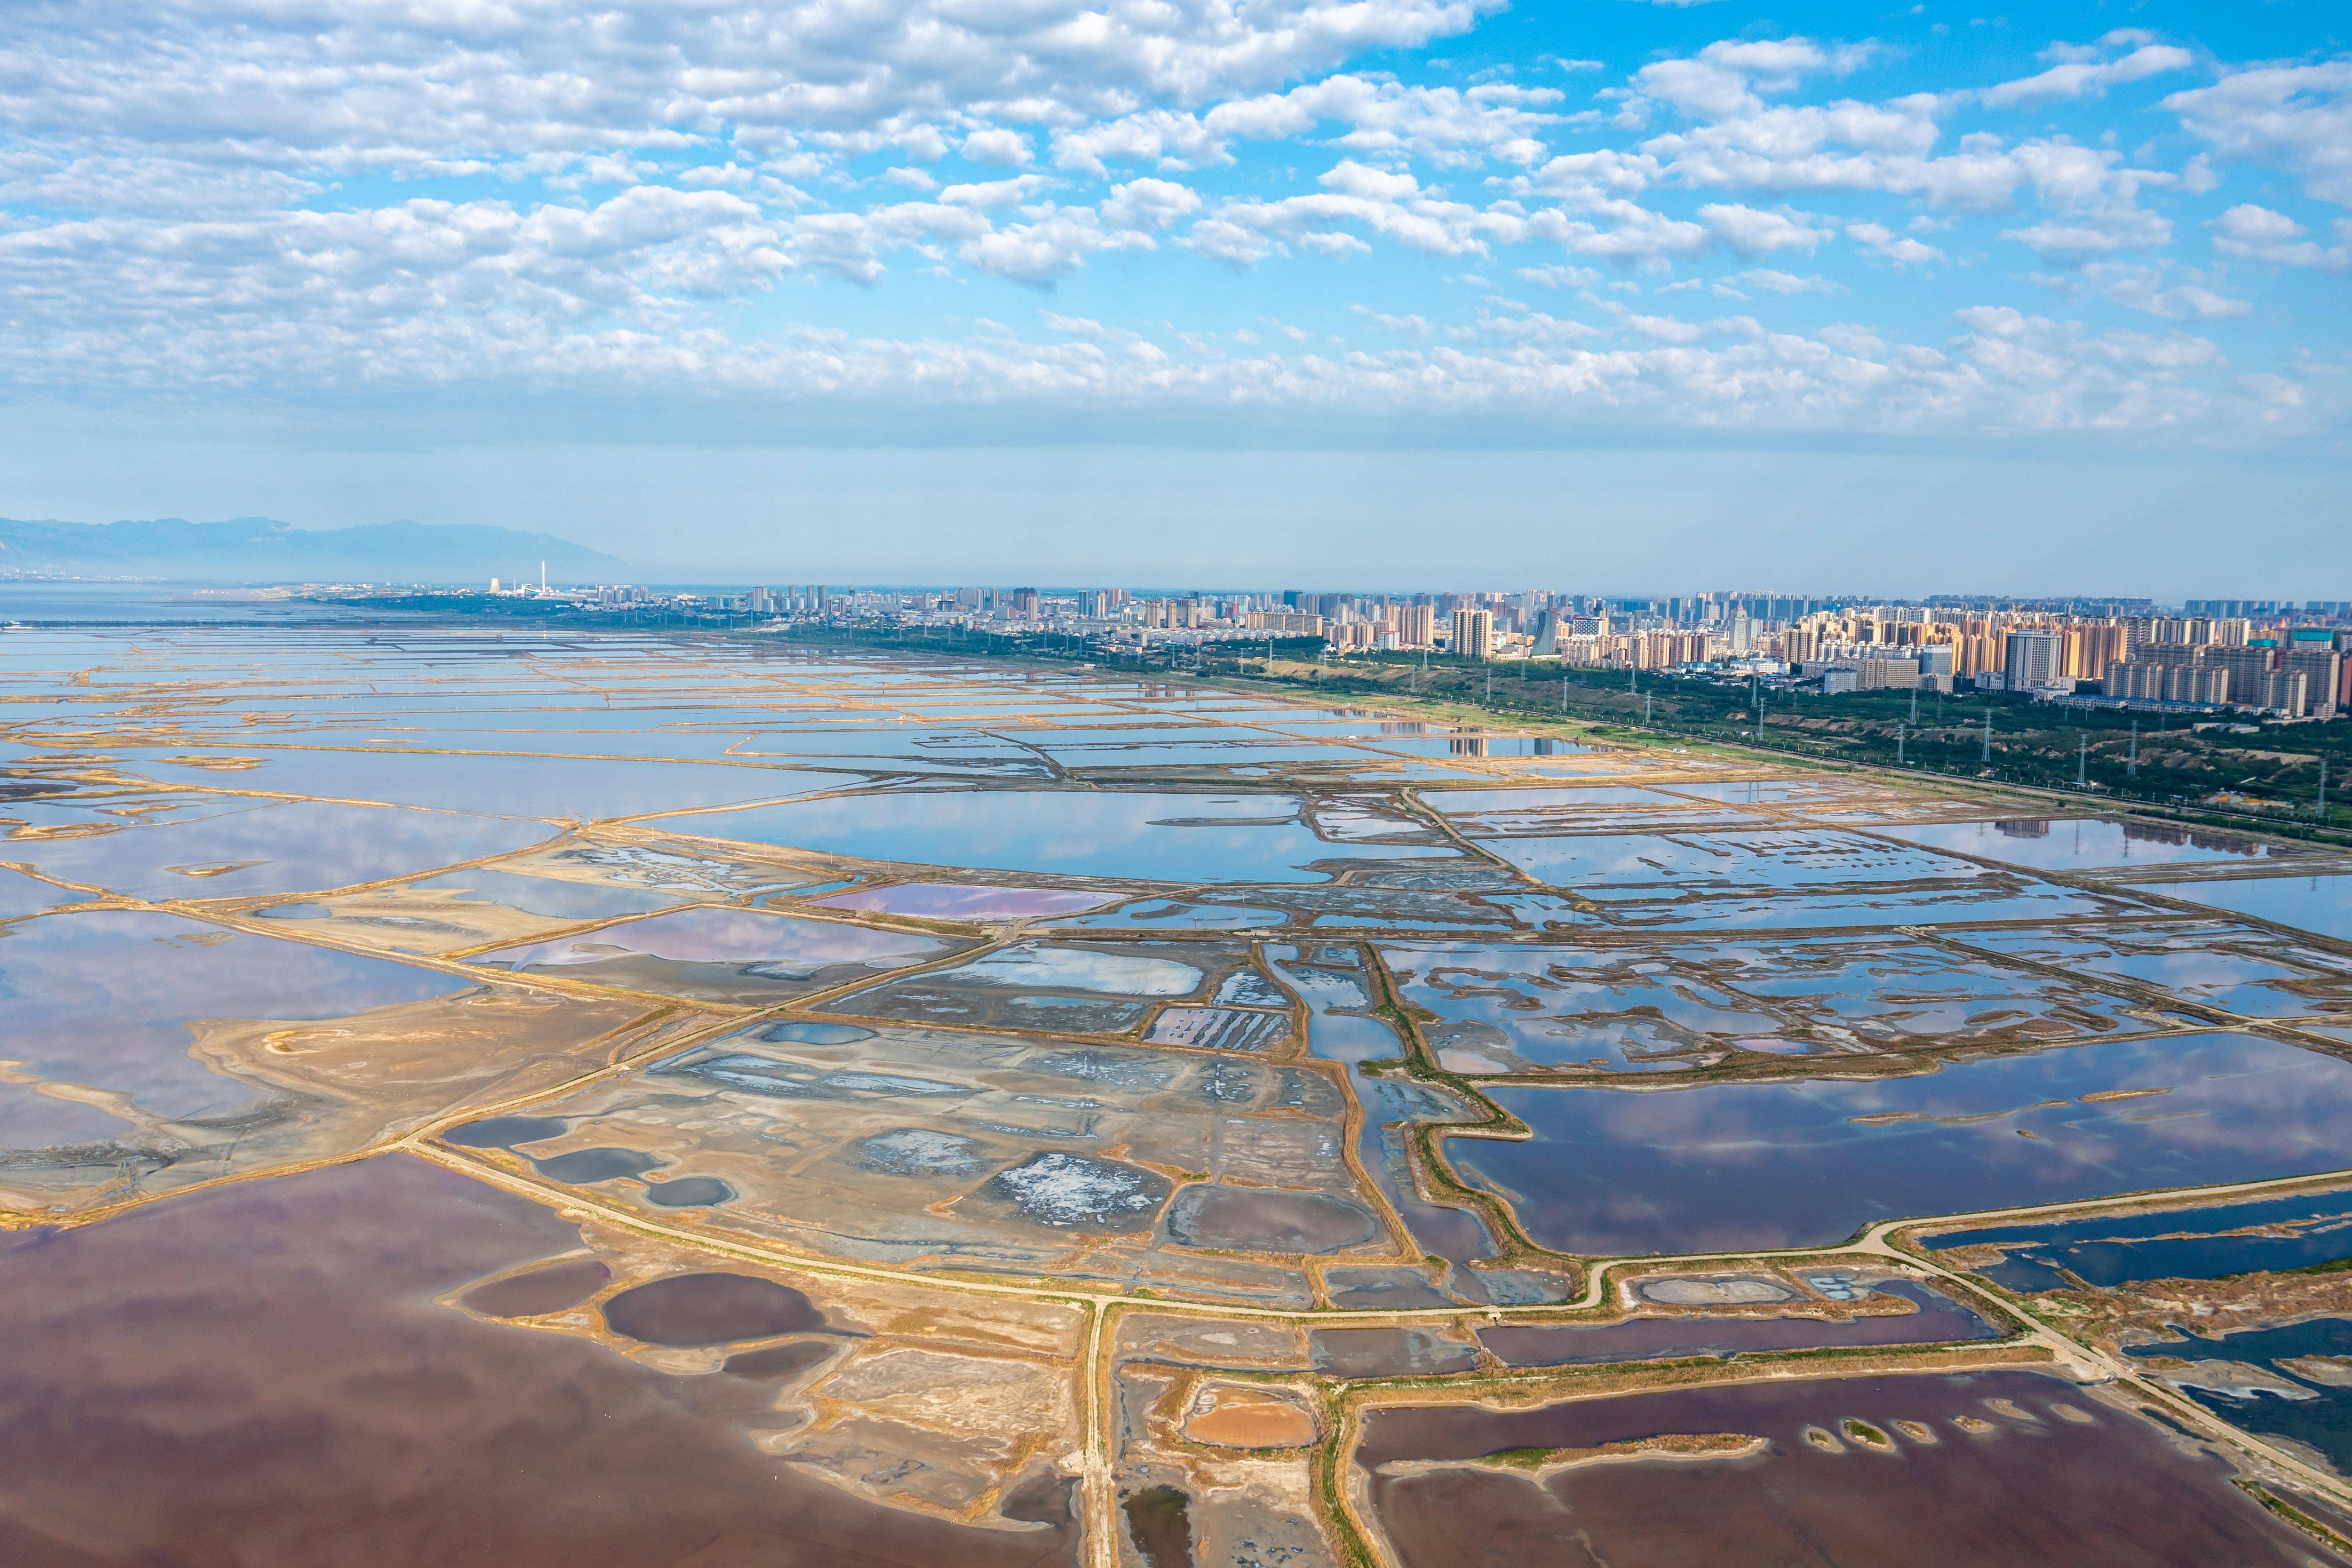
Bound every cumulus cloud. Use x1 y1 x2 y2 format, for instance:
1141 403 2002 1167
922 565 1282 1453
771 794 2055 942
2208 205 2351 270
960 129 1035 167
1699 203 1829 257
959 206 1152 286
0 2 2328 447
1846 222 1942 264
2061 262 2251 320
1100 178 1203 231
2169 64 2352 205
1981 36 2197 108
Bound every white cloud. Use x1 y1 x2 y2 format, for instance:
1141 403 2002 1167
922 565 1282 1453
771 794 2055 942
1100 178 1203 231
1515 262 1601 289
1846 222 1942 265
939 175 1055 208
958 206 1150 286
1352 306 1431 338
1698 203 1829 257
1627 314 1704 341
1181 159 1518 264
1630 38 1873 122
2208 204 2351 271
961 129 1035 168
2170 64 2352 205
2061 262 2251 320
1981 41 2196 108
1737 268 1843 294
5 0 1506 181
2002 207 2171 263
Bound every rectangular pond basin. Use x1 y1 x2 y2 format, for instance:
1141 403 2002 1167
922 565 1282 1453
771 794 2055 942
1449 1031 2352 1255
1880 818 2307 875
2131 873 2352 945
1354 1369 2320 1568
638 789 1462 883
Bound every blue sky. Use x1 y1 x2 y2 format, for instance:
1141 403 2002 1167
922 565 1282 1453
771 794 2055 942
1 0 2347 592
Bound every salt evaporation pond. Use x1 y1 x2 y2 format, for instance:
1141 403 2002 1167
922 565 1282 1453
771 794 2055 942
643 789 1459 883
2137 873 2352 944
2128 1317 2352 1473
1928 1188 2352 1289
1479 1280 1997 1366
1451 1032 2352 1254
1881 817 2304 873
1355 1370 2319 1568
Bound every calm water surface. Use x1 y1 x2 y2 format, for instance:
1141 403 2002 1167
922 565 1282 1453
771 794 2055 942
1455 1032 2352 1254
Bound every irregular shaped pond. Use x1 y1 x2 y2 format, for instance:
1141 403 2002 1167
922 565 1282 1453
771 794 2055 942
460 1259 614 1319
601 1272 825 1347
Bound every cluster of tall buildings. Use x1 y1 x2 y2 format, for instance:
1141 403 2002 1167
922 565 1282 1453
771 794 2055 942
548 580 2348 722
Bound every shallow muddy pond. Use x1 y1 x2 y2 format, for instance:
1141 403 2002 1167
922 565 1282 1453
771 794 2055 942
1356 1369 2317 1568
472 904 964 1003
1478 1280 1997 1366
0 1154 1079 1566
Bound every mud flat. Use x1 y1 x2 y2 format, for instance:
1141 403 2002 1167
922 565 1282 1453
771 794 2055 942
1356 1370 2318 1567
0 1154 1080 1566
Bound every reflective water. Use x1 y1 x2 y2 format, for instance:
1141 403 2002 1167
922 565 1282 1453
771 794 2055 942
2142 873 2352 945
0 909 470 1145
472 905 960 1002
1883 818 2304 873
0 1154 1075 1565
114 747 861 820
805 882 1121 920
1478 1280 1996 1366
1358 1370 2314 1568
1483 829 1979 888
1928 1189 2352 1288
1454 1032 2352 1254
642 790 1459 883
3 796 555 899
2128 1318 2352 1473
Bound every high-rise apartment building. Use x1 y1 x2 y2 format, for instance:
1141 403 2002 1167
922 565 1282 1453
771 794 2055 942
2281 645 2341 719
1450 607 1494 661
1397 604 1436 648
2203 644 2276 708
2002 630 2066 692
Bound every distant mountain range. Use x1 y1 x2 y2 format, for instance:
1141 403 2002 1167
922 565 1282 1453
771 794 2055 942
0 517 631 584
